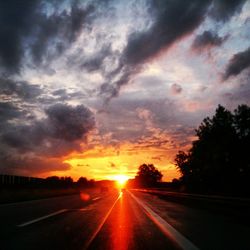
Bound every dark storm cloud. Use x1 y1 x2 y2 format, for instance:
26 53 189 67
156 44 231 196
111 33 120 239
122 0 211 66
45 103 95 142
210 0 247 22
0 78 42 100
224 47 250 80
221 72 250 109
0 102 23 121
100 0 211 100
0 154 71 175
0 103 95 174
100 65 136 101
0 0 94 74
0 0 40 73
2 104 95 149
192 30 226 51
2 124 41 152
99 0 249 100
31 2 94 66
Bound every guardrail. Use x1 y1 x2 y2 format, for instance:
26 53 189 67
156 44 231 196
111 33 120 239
133 188 250 218
0 174 44 186
134 188 250 202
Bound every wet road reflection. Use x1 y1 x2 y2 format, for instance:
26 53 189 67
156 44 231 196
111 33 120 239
111 191 131 250
88 191 179 250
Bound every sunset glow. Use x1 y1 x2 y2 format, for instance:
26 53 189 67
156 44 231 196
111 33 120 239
63 143 181 182
0 0 249 183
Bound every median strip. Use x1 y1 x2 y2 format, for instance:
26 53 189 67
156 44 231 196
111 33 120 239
128 191 199 250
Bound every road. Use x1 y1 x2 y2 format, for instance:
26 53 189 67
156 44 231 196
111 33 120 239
0 189 249 250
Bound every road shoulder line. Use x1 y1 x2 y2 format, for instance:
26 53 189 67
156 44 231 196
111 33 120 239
128 191 199 250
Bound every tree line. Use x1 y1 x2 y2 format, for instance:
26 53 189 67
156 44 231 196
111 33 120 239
45 176 95 188
175 104 250 196
0 175 96 189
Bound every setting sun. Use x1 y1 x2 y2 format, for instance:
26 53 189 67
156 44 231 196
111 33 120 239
113 175 129 187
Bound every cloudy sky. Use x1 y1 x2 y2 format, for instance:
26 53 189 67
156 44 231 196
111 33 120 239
0 0 250 181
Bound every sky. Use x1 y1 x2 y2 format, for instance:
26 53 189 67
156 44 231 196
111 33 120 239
0 0 250 181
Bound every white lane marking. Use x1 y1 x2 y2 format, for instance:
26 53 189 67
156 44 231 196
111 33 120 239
17 207 93 227
92 197 101 201
79 208 92 211
17 209 68 227
128 191 199 250
83 192 122 250
68 208 91 212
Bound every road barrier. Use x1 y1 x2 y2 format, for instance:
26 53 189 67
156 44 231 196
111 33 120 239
0 174 44 186
134 188 250 220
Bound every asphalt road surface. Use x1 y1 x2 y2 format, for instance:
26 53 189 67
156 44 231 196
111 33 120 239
0 189 249 250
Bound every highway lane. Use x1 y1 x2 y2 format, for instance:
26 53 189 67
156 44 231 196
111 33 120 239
0 189 120 250
88 191 181 250
0 189 249 250
0 189 104 234
132 190 250 250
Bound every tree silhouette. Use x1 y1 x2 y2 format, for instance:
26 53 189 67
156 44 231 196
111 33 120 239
45 176 73 188
234 105 250 190
76 177 89 188
175 151 190 177
175 104 250 195
135 164 163 187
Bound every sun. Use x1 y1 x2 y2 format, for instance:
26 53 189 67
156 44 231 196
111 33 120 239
113 174 129 187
